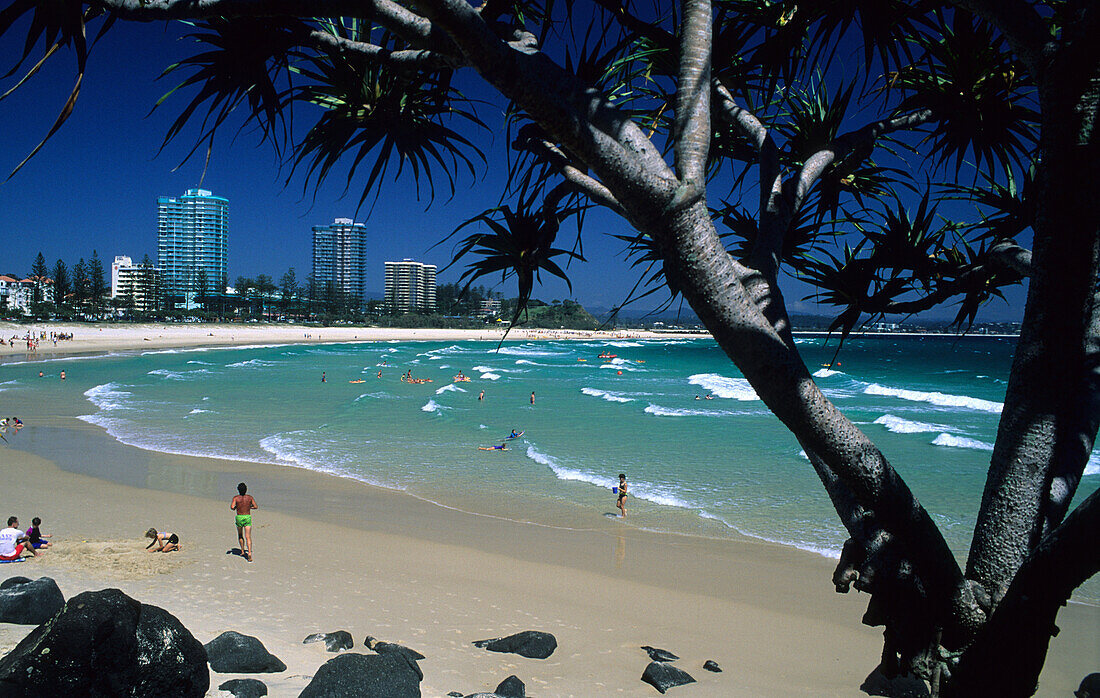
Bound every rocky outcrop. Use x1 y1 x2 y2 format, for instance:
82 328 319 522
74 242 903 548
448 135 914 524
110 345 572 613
640 646 679 662
298 652 422 698
217 677 269 698
641 661 696 694
365 635 426 663
494 674 525 698
205 631 287 673
472 631 557 659
702 660 722 673
0 576 31 590
0 588 208 697
0 576 64 625
304 630 354 652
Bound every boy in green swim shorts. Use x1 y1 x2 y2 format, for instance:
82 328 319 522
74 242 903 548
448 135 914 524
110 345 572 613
231 482 258 561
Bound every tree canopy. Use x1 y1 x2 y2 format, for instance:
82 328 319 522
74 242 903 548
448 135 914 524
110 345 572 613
2 1 1098 695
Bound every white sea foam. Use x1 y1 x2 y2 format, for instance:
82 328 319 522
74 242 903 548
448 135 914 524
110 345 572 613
524 446 692 509
435 384 467 394
354 392 390 402
687 373 760 400
225 358 278 368
931 433 995 451
472 365 522 374
148 368 208 381
581 387 634 403
492 345 570 358
84 382 133 411
187 408 212 415
421 399 448 413
478 372 501 380
606 341 642 347
873 414 949 434
514 359 542 366
1086 453 1100 477
813 368 844 378
863 383 1003 414
186 360 213 365
644 403 730 417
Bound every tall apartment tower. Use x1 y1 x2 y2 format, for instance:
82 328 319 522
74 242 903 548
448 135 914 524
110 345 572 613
384 260 437 312
312 217 367 307
157 188 228 303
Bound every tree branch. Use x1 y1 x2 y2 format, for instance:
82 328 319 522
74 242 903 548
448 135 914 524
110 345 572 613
949 488 1100 696
987 239 1033 277
674 0 711 187
793 109 934 212
305 30 461 69
413 0 677 223
521 138 626 215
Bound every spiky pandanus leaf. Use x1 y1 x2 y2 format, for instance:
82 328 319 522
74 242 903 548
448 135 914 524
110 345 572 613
154 17 310 170
889 11 1038 176
288 47 486 213
441 195 586 332
0 0 111 178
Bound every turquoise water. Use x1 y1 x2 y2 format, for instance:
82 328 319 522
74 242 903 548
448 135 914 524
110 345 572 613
4 335 1098 598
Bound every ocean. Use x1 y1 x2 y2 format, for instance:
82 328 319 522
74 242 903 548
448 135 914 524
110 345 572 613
4 334 1098 602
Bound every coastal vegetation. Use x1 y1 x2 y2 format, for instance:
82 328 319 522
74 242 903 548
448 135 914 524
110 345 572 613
1 1 1097 695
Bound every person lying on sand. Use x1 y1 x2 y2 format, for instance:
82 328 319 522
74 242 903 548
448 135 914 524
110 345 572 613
145 528 181 553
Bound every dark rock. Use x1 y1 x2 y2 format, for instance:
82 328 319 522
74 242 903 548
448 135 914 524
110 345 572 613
641 645 679 662
495 674 525 697
304 630 354 652
702 660 722 673
0 587 208 697
365 635 426 662
859 667 930 697
205 631 287 673
472 631 557 659
0 576 64 625
641 661 696 694
218 677 269 698
0 576 31 590
1077 674 1100 698
447 693 464 697
298 652 422 698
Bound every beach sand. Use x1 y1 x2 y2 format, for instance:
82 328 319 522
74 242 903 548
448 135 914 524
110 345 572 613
0 324 1096 696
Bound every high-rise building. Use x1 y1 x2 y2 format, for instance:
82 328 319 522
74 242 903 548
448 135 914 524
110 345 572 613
384 260 437 312
111 256 132 298
157 188 228 304
114 264 162 313
312 218 367 307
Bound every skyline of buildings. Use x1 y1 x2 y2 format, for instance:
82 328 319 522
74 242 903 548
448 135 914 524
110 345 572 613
157 188 229 305
311 218 368 306
384 260 437 313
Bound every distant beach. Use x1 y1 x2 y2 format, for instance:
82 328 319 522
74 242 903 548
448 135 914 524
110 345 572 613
0 322 1095 695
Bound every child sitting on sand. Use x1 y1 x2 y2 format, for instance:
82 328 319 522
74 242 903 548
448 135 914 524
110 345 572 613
25 517 50 550
145 528 181 553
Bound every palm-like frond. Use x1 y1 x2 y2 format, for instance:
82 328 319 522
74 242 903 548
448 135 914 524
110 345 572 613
289 48 486 214
941 164 1035 243
890 11 1038 175
440 194 586 333
154 18 307 169
0 0 109 178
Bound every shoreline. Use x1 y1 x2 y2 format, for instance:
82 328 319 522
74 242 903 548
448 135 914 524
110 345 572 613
0 323 1095 695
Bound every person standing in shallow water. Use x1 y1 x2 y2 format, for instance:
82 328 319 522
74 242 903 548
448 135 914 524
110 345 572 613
616 473 628 518
231 482 258 562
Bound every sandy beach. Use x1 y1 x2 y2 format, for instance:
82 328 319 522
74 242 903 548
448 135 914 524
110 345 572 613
0 323 1095 696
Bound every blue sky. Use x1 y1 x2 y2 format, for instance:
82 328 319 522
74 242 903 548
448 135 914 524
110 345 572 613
0 19 1025 321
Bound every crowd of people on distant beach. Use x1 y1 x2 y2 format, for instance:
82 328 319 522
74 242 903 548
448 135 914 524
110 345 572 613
0 331 74 351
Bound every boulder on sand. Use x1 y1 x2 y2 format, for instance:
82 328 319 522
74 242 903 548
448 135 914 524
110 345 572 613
365 635 426 662
298 652 423 698
472 631 557 659
0 587 208 697
0 576 64 625
217 677 268 698
640 645 679 662
304 630 354 652
205 631 287 673
641 661 696 694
